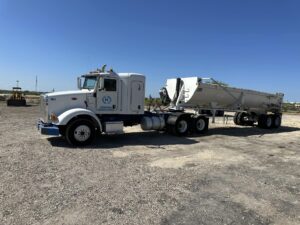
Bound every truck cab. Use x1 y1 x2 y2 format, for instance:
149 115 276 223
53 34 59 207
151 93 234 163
78 71 145 115
38 69 145 145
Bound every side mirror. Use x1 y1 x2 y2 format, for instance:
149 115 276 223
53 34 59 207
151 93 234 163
77 77 82 89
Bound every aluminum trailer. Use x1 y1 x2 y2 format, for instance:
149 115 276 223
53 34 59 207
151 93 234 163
160 77 283 127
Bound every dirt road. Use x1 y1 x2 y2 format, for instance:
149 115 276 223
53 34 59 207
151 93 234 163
0 102 299 225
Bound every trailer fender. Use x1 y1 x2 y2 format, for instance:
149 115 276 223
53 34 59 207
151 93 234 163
55 108 102 131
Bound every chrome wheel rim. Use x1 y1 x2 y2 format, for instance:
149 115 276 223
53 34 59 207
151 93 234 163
177 120 188 133
74 125 91 142
196 119 205 131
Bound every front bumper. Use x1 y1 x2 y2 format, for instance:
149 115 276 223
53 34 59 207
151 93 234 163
37 119 60 136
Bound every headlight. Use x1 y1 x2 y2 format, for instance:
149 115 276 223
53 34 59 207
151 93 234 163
49 112 59 123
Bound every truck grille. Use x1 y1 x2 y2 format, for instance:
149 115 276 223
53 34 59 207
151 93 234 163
40 95 48 122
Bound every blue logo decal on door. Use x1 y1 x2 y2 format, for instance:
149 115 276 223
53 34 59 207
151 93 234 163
102 96 112 104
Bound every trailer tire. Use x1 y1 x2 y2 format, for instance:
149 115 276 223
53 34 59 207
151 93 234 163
237 112 246 125
65 118 96 146
234 112 240 125
234 112 246 125
258 115 273 129
272 115 281 128
194 116 209 134
237 112 254 126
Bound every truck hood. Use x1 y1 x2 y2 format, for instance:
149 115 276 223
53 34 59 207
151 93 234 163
40 89 95 123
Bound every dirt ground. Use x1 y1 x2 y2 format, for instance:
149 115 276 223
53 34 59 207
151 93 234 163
0 102 299 225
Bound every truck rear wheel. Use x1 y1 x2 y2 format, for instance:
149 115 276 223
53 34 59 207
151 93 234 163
174 118 189 135
194 116 209 134
168 114 192 136
65 119 96 146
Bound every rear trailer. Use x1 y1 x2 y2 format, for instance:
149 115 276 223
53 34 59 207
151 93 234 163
160 77 283 129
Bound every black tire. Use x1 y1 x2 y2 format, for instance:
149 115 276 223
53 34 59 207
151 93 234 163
6 99 26 106
237 112 246 125
237 112 254 126
173 117 190 136
272 115 282 128
58 126 66 136
65 119 96 146
258 115 273 129
193 116 209 134
234 112 240 125
265 115 273 129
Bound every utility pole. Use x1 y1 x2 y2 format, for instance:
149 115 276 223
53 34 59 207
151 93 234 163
16 80 19 87
35 76 38 92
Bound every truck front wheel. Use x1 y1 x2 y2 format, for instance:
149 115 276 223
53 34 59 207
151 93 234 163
65 119 96 146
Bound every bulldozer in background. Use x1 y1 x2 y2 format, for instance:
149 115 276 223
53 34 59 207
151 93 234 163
7 87 26 106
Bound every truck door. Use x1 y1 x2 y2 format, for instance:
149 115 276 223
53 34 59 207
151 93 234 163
131 81 144 113
97 77 119 113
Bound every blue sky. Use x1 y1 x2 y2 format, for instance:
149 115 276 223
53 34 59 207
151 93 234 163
0 0 299 101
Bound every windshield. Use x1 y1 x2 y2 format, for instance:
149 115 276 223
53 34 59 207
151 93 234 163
82 76 97 89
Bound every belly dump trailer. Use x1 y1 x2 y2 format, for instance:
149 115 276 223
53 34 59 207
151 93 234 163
37 67 284 146
160 77 284 127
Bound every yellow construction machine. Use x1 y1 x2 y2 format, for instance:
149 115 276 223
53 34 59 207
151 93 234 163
7 87 26 106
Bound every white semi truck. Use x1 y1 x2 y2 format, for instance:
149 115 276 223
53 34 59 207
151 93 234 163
37 68 284 146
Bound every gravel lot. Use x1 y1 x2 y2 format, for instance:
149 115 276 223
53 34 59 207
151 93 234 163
0 102 299 225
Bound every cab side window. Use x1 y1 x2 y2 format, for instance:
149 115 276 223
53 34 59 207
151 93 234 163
104 79 116 91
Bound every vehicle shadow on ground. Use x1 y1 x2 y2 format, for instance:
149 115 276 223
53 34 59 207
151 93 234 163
203 125 300 137
6 104 35 107
47 131 198 149
47 126 300 149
